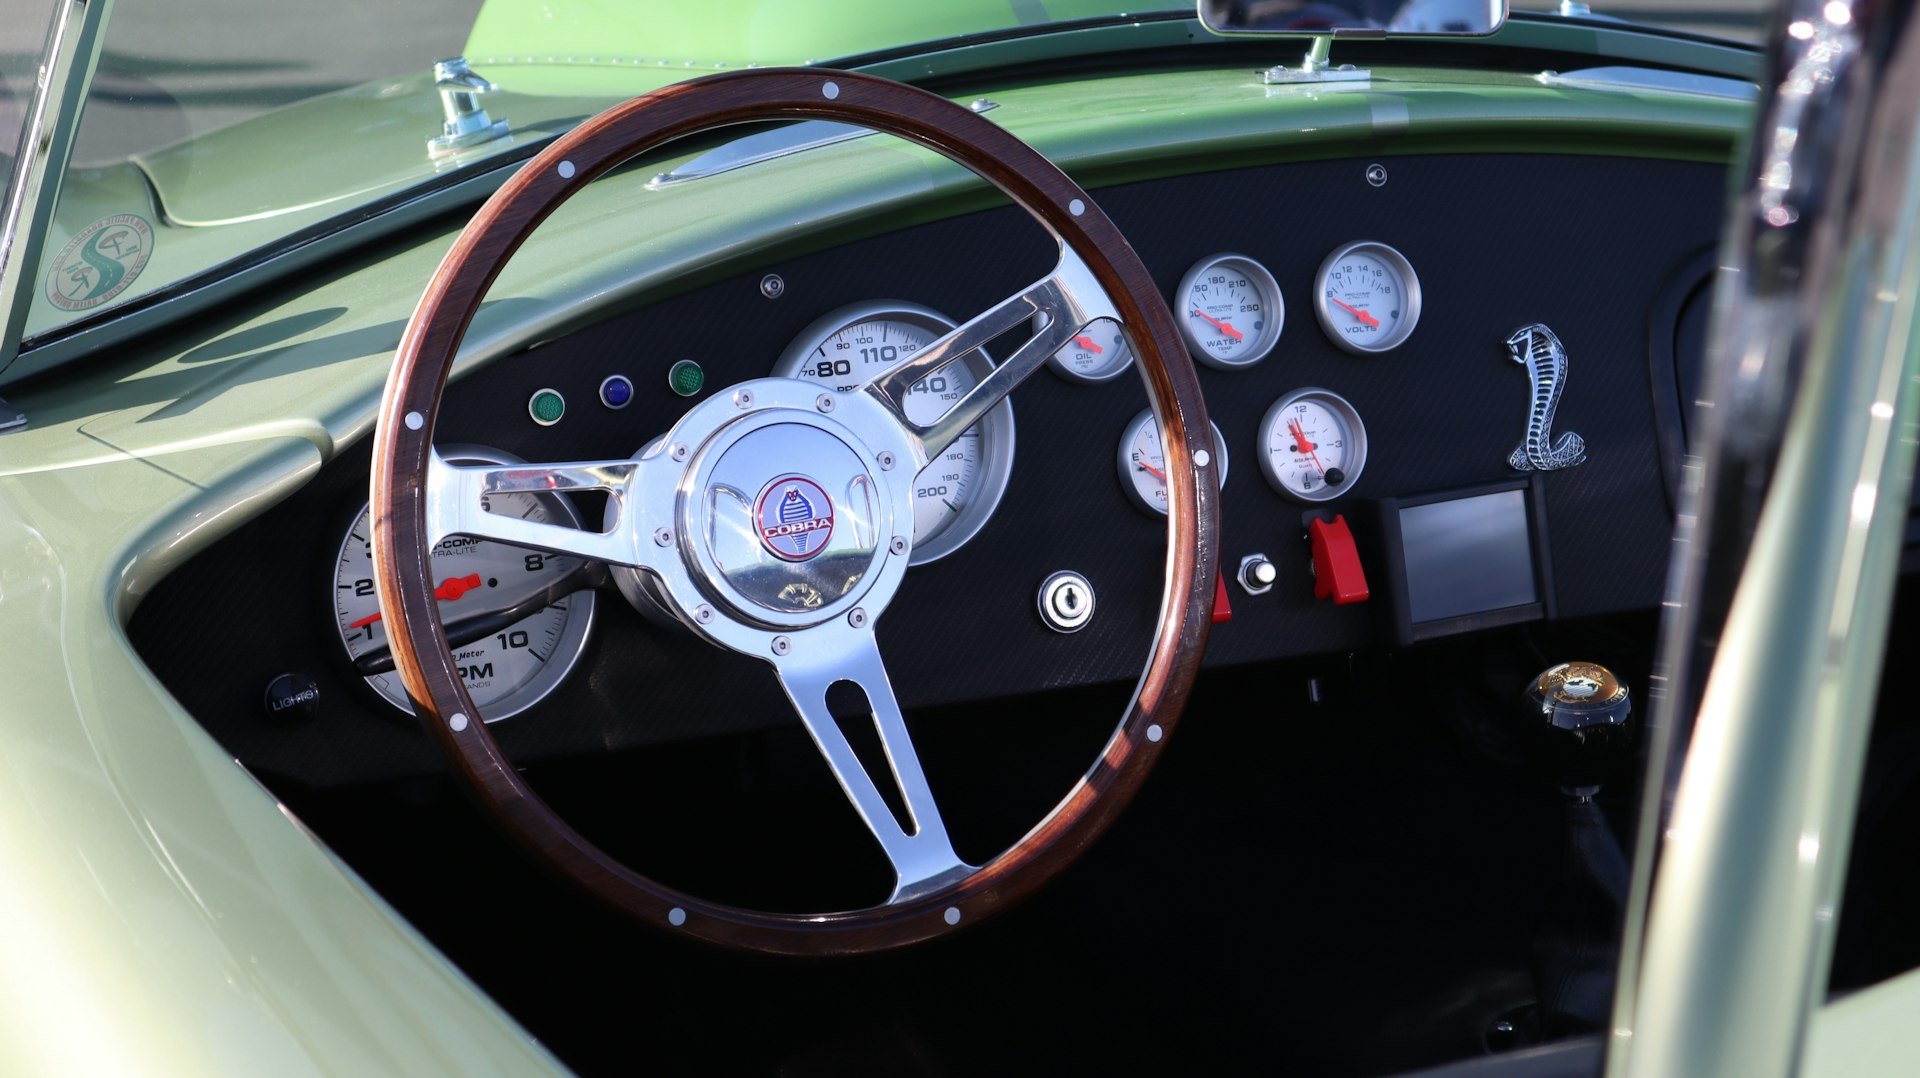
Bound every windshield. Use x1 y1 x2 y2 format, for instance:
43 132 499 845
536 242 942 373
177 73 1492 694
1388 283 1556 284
17 0 1188 347
2 1 59 251
15 0 1760 348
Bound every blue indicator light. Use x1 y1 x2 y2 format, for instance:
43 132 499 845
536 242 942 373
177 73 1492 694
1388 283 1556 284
599 375 635 409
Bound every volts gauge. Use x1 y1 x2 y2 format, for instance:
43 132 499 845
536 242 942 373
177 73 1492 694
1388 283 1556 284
1176 253 1284 369
1118 408 1229 515
1313 241 1421 354
1037 315 1134 384
1259 388 1368 502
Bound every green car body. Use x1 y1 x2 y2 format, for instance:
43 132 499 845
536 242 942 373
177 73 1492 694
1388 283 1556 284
1 1 1916 1073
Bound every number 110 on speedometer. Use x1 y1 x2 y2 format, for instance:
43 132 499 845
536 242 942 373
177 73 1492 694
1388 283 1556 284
775 300 1017 566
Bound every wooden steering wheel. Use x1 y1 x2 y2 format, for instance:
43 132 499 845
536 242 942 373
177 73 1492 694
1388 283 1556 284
371 68 1219 955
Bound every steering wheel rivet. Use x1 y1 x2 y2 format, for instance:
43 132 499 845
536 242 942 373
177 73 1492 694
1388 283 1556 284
450 712 470 732
822 80 840 100
876 450 895 471
670 442 690 462
1069 198 1085 217
771 636 792 656
944 907 961 926
848 608 868 629
404 411 424 431
1147 723 1163 743
668 907 687 927
1194 449 1212 468
815 394 836 413
557 160 576 179
889 536 908 556
654 527 673 547
694 604 715 624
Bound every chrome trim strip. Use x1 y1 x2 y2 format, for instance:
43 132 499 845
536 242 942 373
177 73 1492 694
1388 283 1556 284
645 100 997 188
1538 65 1760 100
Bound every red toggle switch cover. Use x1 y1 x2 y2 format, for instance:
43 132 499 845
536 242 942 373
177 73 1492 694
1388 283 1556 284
1212 570 1232 624
1308 515 1370 605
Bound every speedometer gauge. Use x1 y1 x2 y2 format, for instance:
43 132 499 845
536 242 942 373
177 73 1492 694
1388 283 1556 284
1176 253 1284 369
1118 408 1229 515
1258 388 1368 502
1313 241 1422 354
331 446 594 721
775 300 1015 565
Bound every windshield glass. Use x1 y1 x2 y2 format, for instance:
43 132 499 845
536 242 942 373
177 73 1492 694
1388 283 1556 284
21 0 1185 345
19 0 1759 347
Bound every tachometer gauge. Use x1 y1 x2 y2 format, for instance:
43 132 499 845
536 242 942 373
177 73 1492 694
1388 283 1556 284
1259 388 1368 502
331 446 595 721
1118 408 1229 515
1176 253 1285 369
1035 314 1134 384
1313 241 1421 354
775 300 1015 565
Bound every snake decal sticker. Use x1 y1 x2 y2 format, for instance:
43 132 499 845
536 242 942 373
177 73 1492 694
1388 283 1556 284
44 214 154 312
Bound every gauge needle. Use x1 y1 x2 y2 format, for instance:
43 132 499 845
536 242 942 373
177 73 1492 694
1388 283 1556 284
1328 296 1380 329
1073 334 1103 353
1135 458 1168 481
1189 308 1243 341
1288 418 1327 475
349 573 483 628
353 562 611 676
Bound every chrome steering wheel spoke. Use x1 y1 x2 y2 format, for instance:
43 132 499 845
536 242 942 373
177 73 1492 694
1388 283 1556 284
425 448 664 567
863 245 1116 462
771 628 972 904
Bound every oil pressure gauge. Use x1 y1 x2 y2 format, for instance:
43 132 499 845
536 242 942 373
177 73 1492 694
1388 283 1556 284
1259 388 1368 502
1176 253 1284 369
1313 241 1421 354
1118 408 1229 515
1037 314 1134 384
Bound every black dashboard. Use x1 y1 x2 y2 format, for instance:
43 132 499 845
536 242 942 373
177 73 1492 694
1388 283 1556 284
131 153 1726 790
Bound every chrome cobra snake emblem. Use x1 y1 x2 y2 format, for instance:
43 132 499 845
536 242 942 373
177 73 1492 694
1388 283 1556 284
1505 323 1586 472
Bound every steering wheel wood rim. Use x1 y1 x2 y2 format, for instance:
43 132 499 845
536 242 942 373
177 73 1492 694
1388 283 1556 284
371 68 1218 955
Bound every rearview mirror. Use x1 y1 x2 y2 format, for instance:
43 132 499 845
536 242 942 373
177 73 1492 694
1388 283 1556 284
1198 0 1507 36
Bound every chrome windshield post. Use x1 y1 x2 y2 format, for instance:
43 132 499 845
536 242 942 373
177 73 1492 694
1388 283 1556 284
0 0 114 412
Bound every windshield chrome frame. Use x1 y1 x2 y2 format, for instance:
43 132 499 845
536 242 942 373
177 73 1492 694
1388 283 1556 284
1609 0 1920 1071
0 0 114 392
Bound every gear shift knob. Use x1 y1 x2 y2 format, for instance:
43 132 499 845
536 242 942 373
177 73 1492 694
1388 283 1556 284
1523 661 1633 792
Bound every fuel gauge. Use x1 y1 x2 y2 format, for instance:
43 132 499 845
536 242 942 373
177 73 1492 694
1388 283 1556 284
1119 408 1229 515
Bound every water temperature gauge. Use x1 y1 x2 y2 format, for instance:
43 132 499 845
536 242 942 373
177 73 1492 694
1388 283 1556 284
1118 408 1229 515
1259 388 1368 502
1176 253 1284 369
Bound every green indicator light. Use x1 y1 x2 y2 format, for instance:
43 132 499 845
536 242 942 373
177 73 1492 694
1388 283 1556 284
528 388 566 426
667 359 705 397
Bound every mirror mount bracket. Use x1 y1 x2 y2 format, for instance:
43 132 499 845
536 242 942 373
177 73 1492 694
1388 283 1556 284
1263 36 1371 84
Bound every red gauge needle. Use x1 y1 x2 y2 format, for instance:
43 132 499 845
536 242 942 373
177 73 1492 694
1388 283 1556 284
1073 334 1103 353
1135 458 1168 481
1287 418 1328 475
349 573 484 628
1329 296 1380 329
1189 308 1244 342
